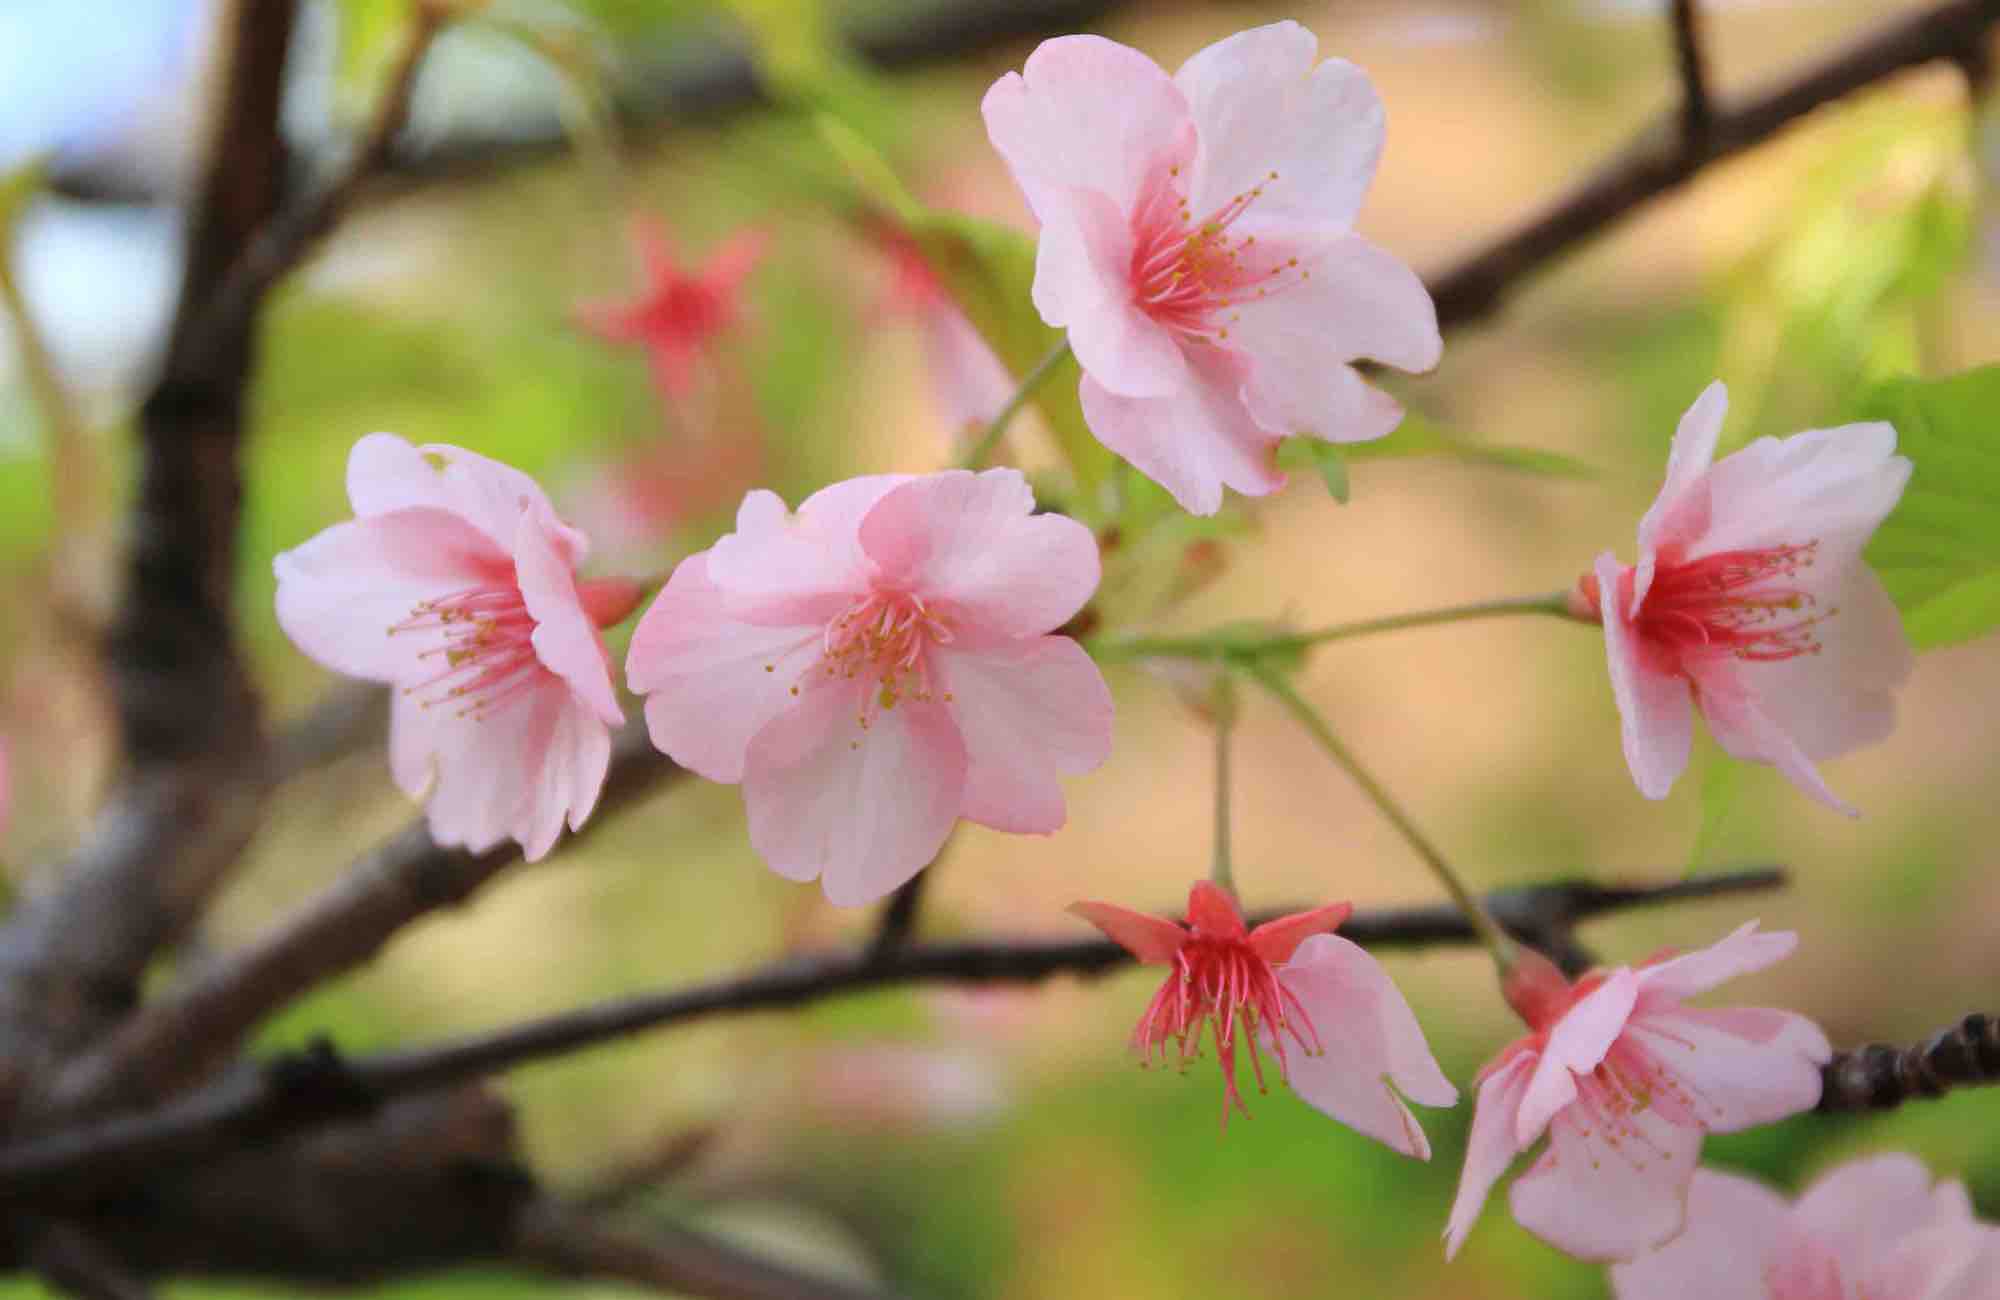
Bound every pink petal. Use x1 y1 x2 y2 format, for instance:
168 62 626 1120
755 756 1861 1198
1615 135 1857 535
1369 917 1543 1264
1078 352 1283 517
1634 920 1797 1001
1695 665 1855 814
1274 933 1458 1158
1035 184 1186 399
1067 900 1187 964
1174 24 1382 232
1598 552 1694 800
1515 968 1640 1145
273 507 508 683
1871 1219 2000 1300
979 34 1194 226
858 470 1101 640
699 227 770 296
1608 1168 1789 1300
345 433 583 566
1445 1051 1535 1259
921 300 1015 437
1184 879 1248 938
932 637 1112 834
0 736 10 841
625 552 822 784
1692 421 1910 567
1734 565 1911 761
409 678 612 863
1508 1100 1704 1261
1623 1004 1829 1132
741 676 967 906
705 479 904 625
1246 902 1353 964
1793 1153 1948 1282
515 506 622 728
1636 380 1727 562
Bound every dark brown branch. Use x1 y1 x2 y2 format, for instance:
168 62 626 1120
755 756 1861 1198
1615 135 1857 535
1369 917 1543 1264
1819 1012 2000 1113
866 871 929 962
518 1204 900 1300
1670 0 1715 144
269 681 389 784
40 723 682 1118
27 1224 154 1300
1427 0 2000 330
0 867 1783 1198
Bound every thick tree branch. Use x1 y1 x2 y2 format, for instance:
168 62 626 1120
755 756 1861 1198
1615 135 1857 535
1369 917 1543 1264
41 723 681 1118
1428 0 1999 329
0 867 1783 1198
27 1224 153 1300
1819 1012 2000 1113
517 1204 899 1300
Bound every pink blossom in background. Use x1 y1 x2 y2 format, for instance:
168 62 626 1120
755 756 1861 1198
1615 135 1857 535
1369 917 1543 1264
0 734 10 841
1613 1155 2000 1300
274 435 637 862
1445 924 1831 1262
1575 381 1912 812
982 21 1440 515
575 213 768 404
626 469 1112 905
873 225 1017 444
1073 881 1457 1147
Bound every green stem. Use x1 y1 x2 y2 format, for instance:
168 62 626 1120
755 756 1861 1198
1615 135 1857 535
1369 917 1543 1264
1245 662 1519 973
1210 676 1237 896
0 232 92 537
1093 591 1576 664
960 339 1072 470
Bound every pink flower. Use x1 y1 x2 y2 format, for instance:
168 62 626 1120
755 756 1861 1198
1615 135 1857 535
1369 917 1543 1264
625 469 1112 905
274 435 637 861
981 21 1440 515
1613 1155 2000 1300
1072 881 1457 1147
875 227 1016 443
1576 381 1912 813
0 733 10 841
575 214 768 402
1445 924 1831 1262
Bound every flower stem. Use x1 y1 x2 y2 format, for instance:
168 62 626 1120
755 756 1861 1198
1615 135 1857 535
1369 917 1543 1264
1093 591 1577 664
960 338 1072 471
1210 675 1238 896
1244 662 1519 973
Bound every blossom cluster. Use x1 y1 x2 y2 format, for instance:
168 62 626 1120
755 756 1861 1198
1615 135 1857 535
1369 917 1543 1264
258 15 1966 1287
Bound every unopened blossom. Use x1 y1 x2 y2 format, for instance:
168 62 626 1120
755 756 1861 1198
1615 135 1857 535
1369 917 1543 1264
875 225 1016 443
275 435 637 862
1445 923 1831 1262
576 214 767 402
1614 1155 2000 1300
626 469 1112 905
982 21 1440 515
1073 881 1457 1148
1576 381 1912 812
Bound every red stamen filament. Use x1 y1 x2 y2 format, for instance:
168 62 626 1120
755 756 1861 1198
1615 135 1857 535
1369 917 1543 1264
1128 169 1301 344
391 585 544 719
1133 935 1321 1123
1637 543 1829 663
819 590 956 729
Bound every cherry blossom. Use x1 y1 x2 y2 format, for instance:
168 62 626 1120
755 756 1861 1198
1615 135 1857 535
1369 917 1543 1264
274 435 637 862
1574 381 1912 812
1445 923 1831 1262
626 469 1112 905
874 225 1016 444
1072 881 1457 1147
982 21 1440 515
0 733 10 842
1613 1155 2000 1300
576 213 767 403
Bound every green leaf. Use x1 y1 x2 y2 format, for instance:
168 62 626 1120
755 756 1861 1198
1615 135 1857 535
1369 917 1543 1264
332 0 414 118
1857 366 2000 649
1686 731 1747 873
0 155 48 232
1343 410 1595 478
1276 437 1350 503
816 116 1114 503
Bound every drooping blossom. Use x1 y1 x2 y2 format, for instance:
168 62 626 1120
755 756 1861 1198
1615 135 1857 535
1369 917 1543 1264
626 469 1112 905
1613 1155 2000 1300
1574 381 1912 813
575 213 767 404
1445 923 1831 1262
274 435 638 862
981 21 1440 515
1072 880 1457 1148
873 224 1016 444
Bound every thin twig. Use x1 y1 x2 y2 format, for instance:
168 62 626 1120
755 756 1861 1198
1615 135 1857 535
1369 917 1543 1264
961 339 1071 470
1670 0 1714 144
0 867 1784 1198
1819 1012 2000 1113
865 874 929 962
517 1203 900 1300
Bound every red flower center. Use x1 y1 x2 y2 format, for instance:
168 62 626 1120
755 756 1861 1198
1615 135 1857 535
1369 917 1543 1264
393 583 544 719
1135 929 1319 1121
817 589 957 723
1127 167 1304 345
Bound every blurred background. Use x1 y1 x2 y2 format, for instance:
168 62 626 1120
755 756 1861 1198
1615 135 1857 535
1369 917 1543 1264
3 0 2000 1295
